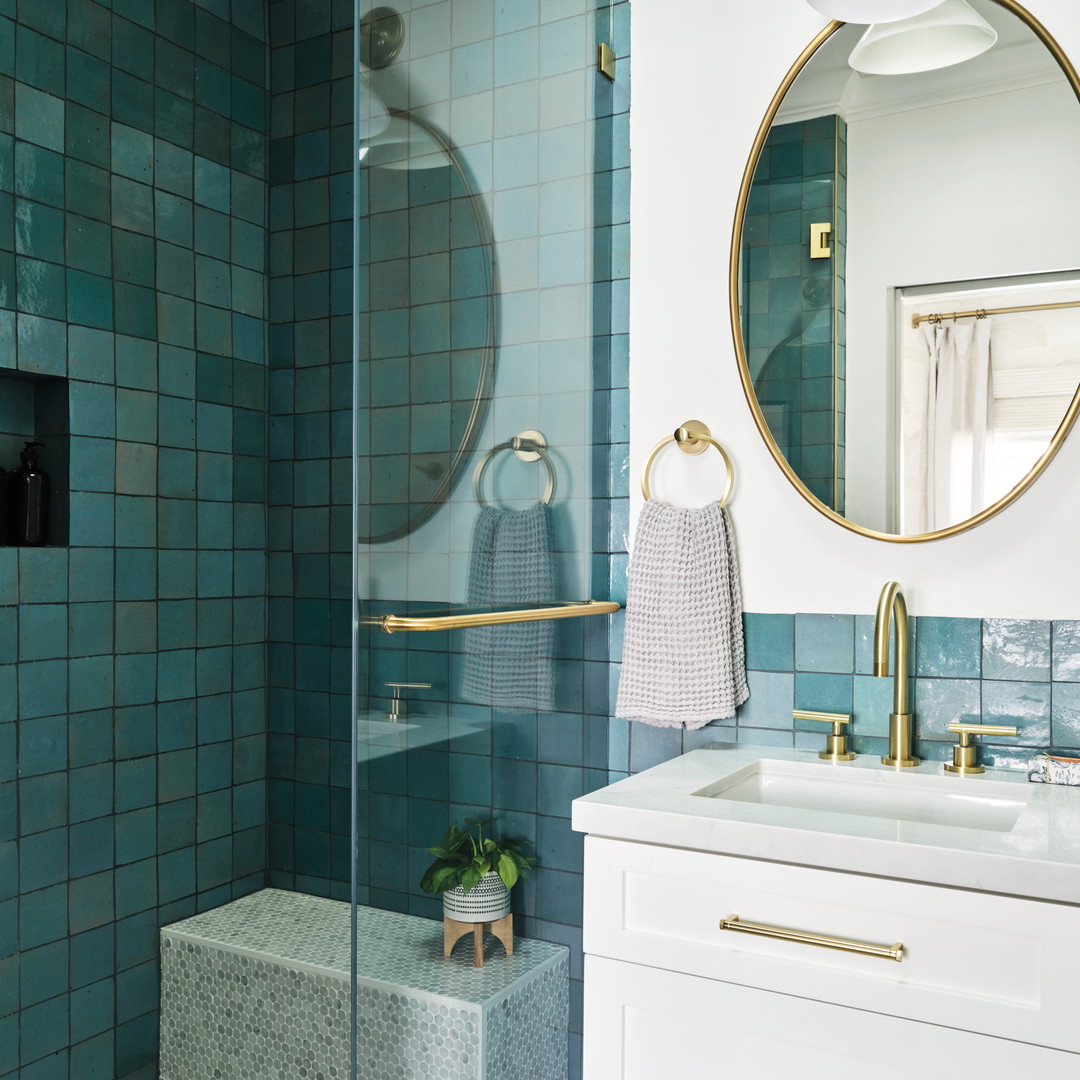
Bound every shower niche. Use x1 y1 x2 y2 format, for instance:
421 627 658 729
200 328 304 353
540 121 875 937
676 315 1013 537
0 369 69 546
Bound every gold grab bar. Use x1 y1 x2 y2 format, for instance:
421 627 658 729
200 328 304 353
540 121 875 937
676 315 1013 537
378 600 621 634
719 915 904 963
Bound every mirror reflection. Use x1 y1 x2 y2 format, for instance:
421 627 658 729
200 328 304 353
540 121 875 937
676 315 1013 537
737 0 1080 537
358 112 497 544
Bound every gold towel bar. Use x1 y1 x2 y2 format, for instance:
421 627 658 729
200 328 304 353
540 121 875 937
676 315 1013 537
641 420 735 505
377 600 621 634
720 915 904 963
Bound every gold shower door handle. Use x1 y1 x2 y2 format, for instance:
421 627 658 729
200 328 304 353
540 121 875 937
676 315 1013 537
720 915 904 962
810 222 832 258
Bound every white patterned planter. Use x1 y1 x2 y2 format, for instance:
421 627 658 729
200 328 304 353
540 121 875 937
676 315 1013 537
442 872 512 922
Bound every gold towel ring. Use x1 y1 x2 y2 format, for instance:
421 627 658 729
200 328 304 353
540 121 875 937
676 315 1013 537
474 429 556 506
641 420 735 506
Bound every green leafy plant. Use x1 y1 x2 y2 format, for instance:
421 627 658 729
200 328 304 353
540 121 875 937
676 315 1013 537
420 818 536 897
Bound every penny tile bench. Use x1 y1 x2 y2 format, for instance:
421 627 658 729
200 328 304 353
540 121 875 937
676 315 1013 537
159 889 568 1080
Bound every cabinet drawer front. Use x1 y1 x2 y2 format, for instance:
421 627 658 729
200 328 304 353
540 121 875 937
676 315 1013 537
584 956 1080 1080
583 836 1080 1052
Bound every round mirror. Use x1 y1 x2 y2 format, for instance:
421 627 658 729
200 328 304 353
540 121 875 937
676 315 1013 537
359 112 497 543
731 0 1080 541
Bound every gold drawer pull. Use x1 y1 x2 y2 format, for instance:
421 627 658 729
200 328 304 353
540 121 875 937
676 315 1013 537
720 915 904 963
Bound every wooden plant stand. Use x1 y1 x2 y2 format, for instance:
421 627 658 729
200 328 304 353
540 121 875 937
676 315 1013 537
443 913 514 968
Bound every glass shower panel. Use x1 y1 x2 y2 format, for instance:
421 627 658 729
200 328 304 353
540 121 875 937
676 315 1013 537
352 1 625 1076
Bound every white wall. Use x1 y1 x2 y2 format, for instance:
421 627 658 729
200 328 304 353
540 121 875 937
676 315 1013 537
844 79 1080 530
629 0 1080 618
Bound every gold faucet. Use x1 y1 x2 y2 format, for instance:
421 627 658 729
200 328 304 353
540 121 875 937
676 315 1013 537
873 581 920 767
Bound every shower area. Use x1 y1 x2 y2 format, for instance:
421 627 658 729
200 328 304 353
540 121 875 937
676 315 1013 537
740 116 847 513
1 0 629 1077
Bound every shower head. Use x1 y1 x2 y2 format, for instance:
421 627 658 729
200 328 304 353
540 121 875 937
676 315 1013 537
360 7 405 69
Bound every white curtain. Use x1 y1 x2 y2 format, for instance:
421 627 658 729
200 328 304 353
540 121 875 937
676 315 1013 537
905 318 993 533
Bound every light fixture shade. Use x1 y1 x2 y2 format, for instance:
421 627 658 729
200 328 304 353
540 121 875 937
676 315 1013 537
848 0 997 74
806 0 943 22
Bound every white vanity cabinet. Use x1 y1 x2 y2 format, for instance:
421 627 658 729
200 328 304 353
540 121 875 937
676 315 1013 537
582 836 1080 1079
573 748 1080 1080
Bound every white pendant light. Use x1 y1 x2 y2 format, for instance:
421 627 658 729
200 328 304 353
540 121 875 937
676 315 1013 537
806 0 943 22
848 0 997 74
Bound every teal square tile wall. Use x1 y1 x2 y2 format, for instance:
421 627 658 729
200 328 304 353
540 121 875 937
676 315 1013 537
1 2 268 1077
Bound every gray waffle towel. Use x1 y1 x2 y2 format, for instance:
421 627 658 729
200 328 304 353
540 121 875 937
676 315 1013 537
615 500 749 728
461 501 557 712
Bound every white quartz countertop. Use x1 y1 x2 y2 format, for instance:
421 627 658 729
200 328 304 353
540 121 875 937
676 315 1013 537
571 744 1080 904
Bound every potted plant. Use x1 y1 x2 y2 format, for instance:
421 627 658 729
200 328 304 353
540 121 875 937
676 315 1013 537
420 817 536 922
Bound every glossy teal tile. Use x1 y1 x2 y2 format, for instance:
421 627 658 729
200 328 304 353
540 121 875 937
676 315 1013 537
795 613 854 673
17 255 66 318
18 604 67 660
18 772 66 836
793 671 852 717
915 616 981 678
730 669 790 730
1052 621 1080 682
15 199 62 261
66 268 113 330
112 552 154 607
67 0 111 60
982 680 1051 747
115 388 157 444
18 660 67 718
115 334 156 392
115 496 157 548
1052 681 1080 748
67 494 113 548
112 70 154 131
743 613 794 671
982 618 1050 682
913 676 981 739
16 24 64 96
66 325 113 383
64 160 109 222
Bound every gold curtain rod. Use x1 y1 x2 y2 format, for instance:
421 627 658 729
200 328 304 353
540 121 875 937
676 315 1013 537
910 299 1080 329
376 600 621 634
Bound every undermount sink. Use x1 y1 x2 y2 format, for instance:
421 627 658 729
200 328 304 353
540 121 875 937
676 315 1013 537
694 757 1031 832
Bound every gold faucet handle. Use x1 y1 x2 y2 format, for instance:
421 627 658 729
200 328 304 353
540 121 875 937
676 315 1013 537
793 710 854 762
945 724 1017 775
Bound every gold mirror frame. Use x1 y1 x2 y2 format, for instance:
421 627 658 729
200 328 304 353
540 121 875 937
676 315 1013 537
729 0 1080 543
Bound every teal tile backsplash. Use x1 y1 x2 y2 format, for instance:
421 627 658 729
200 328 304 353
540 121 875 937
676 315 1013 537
682 613 1080 766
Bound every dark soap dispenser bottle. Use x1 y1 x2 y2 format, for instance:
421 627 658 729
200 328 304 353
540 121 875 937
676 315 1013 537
0 459 7 546
9 441 49 546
